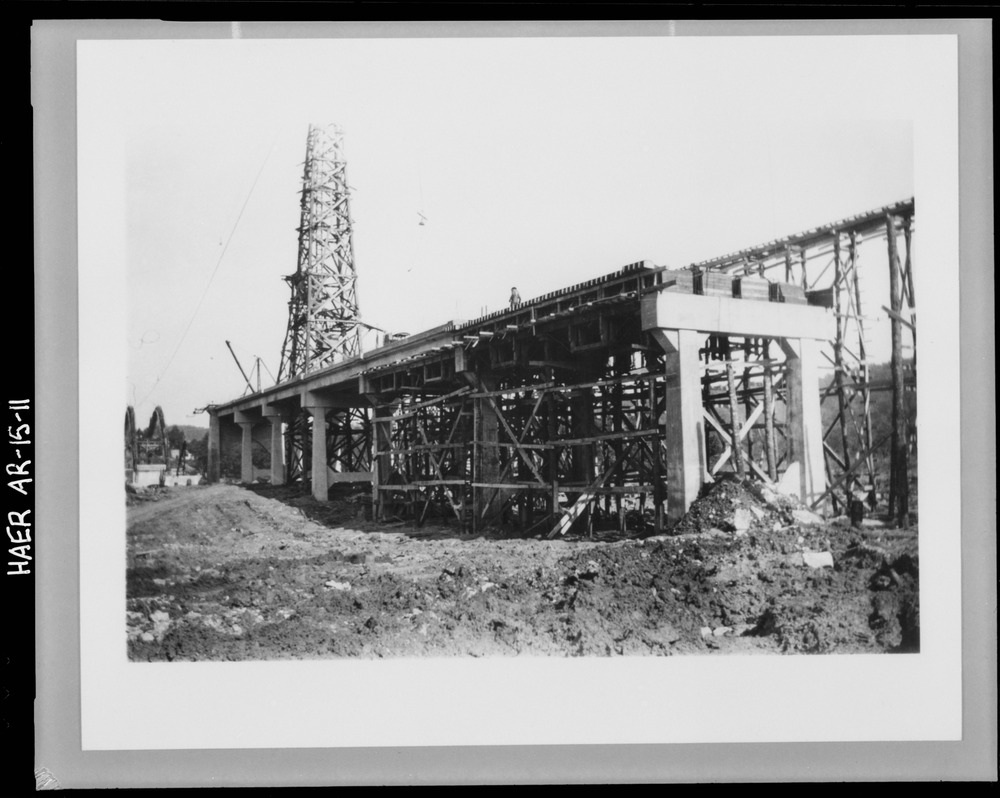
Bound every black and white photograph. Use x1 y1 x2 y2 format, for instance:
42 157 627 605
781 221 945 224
115 35 921 662
63 21 981 760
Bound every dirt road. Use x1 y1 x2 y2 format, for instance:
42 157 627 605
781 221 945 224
126 480 919 660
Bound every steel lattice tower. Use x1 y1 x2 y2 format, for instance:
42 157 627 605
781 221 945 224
278 124 362 380
277 124 365 485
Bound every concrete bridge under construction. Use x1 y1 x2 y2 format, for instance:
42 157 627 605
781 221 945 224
207 198 916 536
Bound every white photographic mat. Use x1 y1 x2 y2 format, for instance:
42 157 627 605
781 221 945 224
77 31 961 752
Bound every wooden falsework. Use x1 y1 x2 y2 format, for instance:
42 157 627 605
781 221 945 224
833 235 853 512
373 386 472 421
762 339 778 481
548 440 639 537
214 198 913 525
676 199 915 514
810 431 893 511
849 232 875 482
726 360 746 480
697 333 789 486
741 340 755 468
364 356 673 535
886 215 910 526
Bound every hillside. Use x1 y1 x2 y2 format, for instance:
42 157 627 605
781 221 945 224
175 424 209 444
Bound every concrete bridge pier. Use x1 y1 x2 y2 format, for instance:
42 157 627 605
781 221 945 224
207 410 221 483
779 337 827 507
650 328 707 525
234 410 257 484
302 391 336 502
262 403 286 486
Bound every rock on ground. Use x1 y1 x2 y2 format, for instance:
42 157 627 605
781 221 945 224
125 480 919 660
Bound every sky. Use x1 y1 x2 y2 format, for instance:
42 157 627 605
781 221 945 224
86 35 915 429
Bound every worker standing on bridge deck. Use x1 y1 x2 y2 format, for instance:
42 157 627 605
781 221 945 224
509 286 522 309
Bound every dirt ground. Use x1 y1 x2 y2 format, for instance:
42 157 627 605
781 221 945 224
126 478 919 660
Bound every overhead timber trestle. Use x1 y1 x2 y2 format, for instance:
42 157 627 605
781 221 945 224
207 198 916 533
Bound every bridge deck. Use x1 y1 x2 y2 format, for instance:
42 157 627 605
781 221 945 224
211 197 913 420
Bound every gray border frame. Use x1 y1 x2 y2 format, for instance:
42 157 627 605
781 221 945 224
34 19 996 785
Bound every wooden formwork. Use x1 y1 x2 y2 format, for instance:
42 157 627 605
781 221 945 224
366 337 799 537
700 336 790 486
691 199 916 523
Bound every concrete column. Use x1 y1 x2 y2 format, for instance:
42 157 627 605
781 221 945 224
653 328 706 524
261 404 285 486
207 411 221 483
268 417 285 485
303 391 356 502
237 422 255 484
780 337 827 506
307 407 329 501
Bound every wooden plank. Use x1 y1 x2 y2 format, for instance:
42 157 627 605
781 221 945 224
470 482 549 489
886 215 910 526
694 271 734 297
520 390 547 444
466 370 656 402
823 441 848 470
578 484 662 495
842 380 913 393
480 392 549 487
554 427 662 447
527 359 591 372
476 441 553 450
375 442 466 456
726 361 746 479
704 406 772 483
810 431 892 511
701 359 781 371
373 385 472 421
881 304 916 331
476 389 550 513
762 341 778 480
467 380 557 399
547 441 637 538
413 415 465 522
472 395 480 533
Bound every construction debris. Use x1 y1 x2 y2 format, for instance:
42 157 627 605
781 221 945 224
126 482 919 660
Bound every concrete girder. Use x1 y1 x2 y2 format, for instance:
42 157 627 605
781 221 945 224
207 411 221 483
640 290 831 341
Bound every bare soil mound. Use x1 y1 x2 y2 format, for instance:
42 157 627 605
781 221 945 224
126 481 918 660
